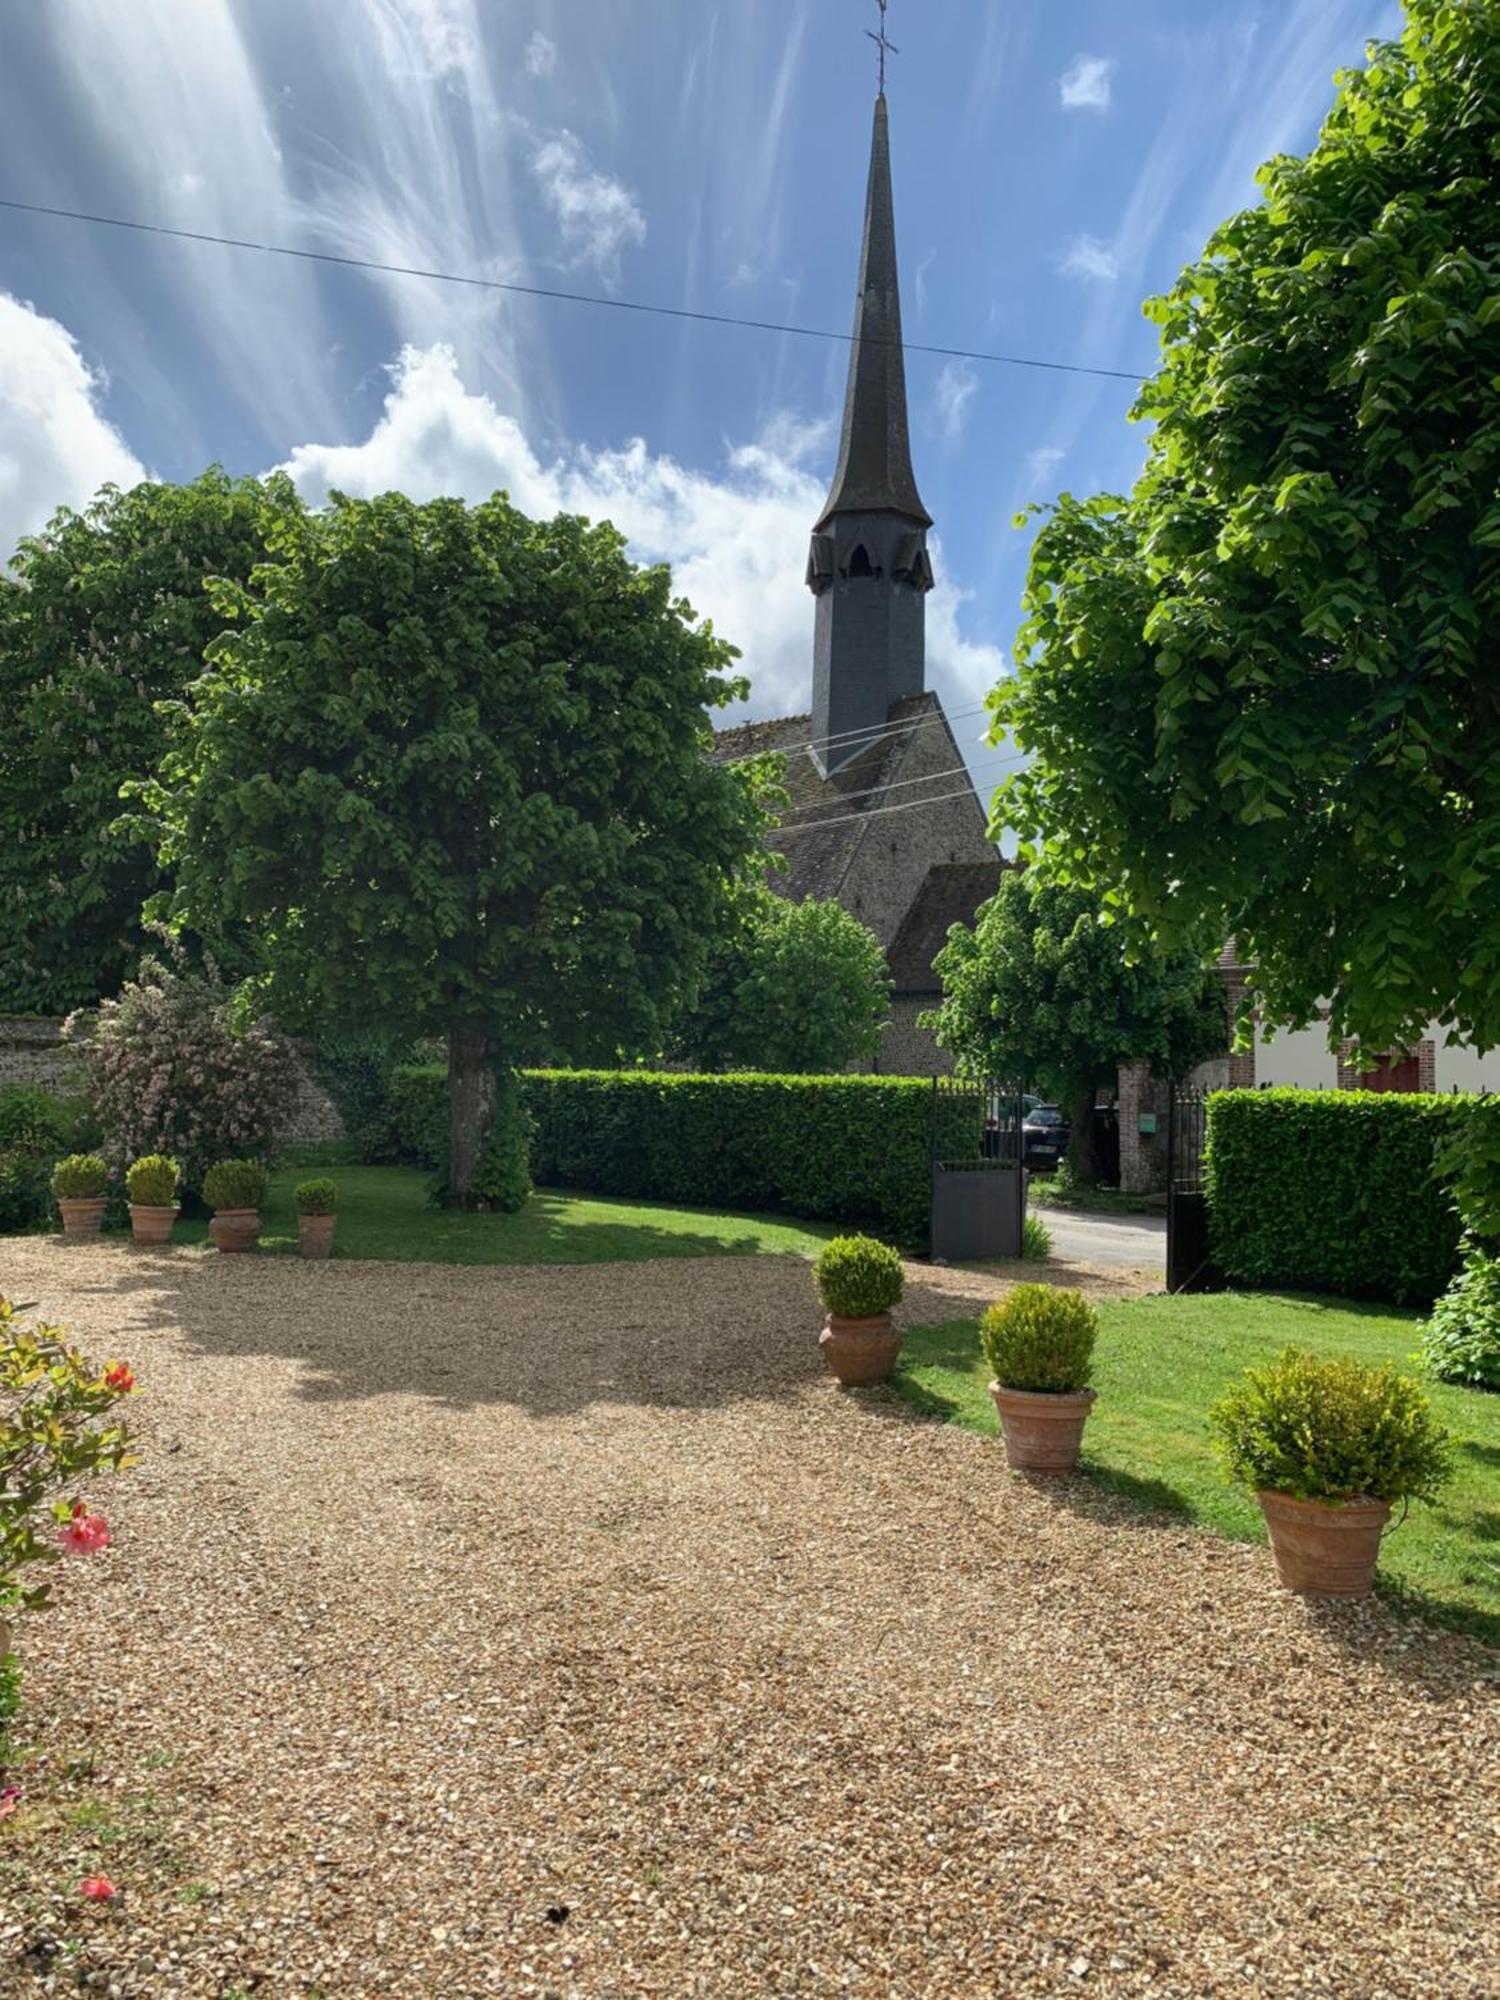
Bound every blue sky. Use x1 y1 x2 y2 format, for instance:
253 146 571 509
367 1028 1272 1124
0 0 1400 771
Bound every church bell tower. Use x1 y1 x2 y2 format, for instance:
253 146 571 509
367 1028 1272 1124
805 88 933 775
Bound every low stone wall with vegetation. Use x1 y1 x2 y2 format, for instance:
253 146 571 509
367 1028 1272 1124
390 1066 950 1247
1207 1088 1469 1306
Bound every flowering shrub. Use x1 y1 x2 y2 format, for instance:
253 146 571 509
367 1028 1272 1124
63 956 299 1195
202 1158 268 1212
0 1297 136 1617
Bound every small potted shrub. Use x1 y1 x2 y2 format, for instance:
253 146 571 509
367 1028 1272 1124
982 1284 1098 1474
1210 1347 1453 1597
813 1235 905 1386
202 1158 269 1254
125 1154 180 1247
295 1178 337 1260
51 1154 110 1242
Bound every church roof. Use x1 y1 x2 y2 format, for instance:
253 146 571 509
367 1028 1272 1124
816 94 931 532
886 859 1009 995
714 692 946 904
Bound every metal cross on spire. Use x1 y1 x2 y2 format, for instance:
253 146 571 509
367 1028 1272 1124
865 0 898 95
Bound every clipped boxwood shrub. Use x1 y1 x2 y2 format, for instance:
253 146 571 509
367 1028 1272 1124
1206 1089 1468 1306
389 1067 959 1247
813 1236 905 1318
125 1154 180 1207
1419 1244 1500 1392
295 1178 337 1216
51 1153 109 1200
981 1285 1097 1393
1210 1347 1453 1504
202 1158 268 1213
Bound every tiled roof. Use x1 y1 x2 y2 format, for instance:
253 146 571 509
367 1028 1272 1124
886 859 1009 994
713 693 947 905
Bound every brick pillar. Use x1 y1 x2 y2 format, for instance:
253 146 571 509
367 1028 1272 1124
1117 1061 1166 1194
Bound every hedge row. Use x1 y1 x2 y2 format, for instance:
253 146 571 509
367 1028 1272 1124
389 1066 956 1246
1206 1089 1469 1306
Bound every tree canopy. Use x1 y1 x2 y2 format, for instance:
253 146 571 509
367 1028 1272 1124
993 0 1500 1059
0 469 301 1013
140 490 767 1203
674 884 891 1074
925 872 1226 1171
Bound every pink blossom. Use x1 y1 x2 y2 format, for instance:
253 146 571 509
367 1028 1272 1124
0 1786 20 1822
59 1505 111 1555
79 1875 117 1902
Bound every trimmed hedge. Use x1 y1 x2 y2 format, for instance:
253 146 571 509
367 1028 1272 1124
1207 1089 1468 1306
388 1066 960 1246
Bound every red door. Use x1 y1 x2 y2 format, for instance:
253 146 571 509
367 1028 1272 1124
1364 1052 1421 1093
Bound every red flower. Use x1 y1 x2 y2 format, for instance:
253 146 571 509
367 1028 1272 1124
105 1363 135 1394
59 1507 111 1556
79 1875 117 1901
0 1786 19 1822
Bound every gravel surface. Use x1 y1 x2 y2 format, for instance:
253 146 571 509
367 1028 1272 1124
1 1241 1496 1999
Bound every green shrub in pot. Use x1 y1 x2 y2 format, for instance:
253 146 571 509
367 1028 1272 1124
981 1285 1097 1393
50 1154 109 1201
813 1235 905 1319
125 1155 180 1207
201 1158 268 1213
295 1178 337 1216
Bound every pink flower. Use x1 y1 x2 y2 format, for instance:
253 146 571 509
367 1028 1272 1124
59 1505 111 1555
0 1786 20 1822
79 1875 117 1902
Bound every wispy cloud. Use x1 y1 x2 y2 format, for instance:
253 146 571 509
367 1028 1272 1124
524 30 556 78
933 361 978 443
1024 445 1066 486
1060 54 1115 111
1059 235 1120 283
530 131 646 286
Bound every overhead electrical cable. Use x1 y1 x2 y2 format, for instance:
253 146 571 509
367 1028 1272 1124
772 750 1025 820
775 784 996 833
720 698 996 765
0 196 1149 386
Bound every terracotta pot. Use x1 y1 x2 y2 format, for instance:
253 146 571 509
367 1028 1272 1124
57 1197 107 1242
298 1212 335 1260
819 1312 902 1387
1257 1490 1392 1597
129 1203 179 1247
989 1382 1097 1475
208 1208 261 1254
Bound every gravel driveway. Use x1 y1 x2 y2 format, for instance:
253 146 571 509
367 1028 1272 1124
1 1243 1495 1998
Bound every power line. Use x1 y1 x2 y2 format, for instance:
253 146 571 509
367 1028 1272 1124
720 697 996 765
0 196 1149 386
773 749 1025 821
776 782 994 834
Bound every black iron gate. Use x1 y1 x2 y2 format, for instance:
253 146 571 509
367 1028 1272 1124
929 1076 1027 1262
1165 1082 1223 1294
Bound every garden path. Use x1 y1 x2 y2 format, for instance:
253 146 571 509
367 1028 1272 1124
1 1243 1495 1998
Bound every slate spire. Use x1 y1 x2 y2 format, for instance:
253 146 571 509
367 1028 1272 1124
817 92 931 532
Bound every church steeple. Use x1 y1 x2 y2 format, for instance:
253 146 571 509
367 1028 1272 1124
817 93 931 533
806 83 934 775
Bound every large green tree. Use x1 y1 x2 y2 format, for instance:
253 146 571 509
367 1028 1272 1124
674 884 891 1074
993 0 1500 1061
0 469 302 1013
925 873 1226 1176
140 490 766 1205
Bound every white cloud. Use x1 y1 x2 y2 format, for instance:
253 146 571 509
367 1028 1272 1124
1024 446 1066 487
524 30 557 77
1060 54 1114 111
1059 234 1120 283
530 131 646 286
275 343 1004 721
933 361 978 443
0 295 147 565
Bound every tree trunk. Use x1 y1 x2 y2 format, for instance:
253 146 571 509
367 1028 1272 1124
1068 1087 1100 1183
447 1017 497 1209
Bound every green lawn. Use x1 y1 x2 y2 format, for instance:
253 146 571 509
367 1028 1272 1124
173 1164 835 1266
896 1292 1500 1644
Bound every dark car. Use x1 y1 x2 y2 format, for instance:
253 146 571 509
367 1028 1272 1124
1022 1104 1071 1168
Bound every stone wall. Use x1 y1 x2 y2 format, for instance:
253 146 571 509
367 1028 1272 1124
0 1015 345 1147
875 997 955 1078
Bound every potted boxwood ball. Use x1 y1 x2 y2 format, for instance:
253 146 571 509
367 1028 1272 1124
125 1153 180 1247
1210 1347 1452 1598
814 1235 905 1386
982 1284 1098 1475
51 1153 111 1242
202 1158 269 1254
295 1178 337 1260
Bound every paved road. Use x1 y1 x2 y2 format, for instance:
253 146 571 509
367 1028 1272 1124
1035 1201 1166 1273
